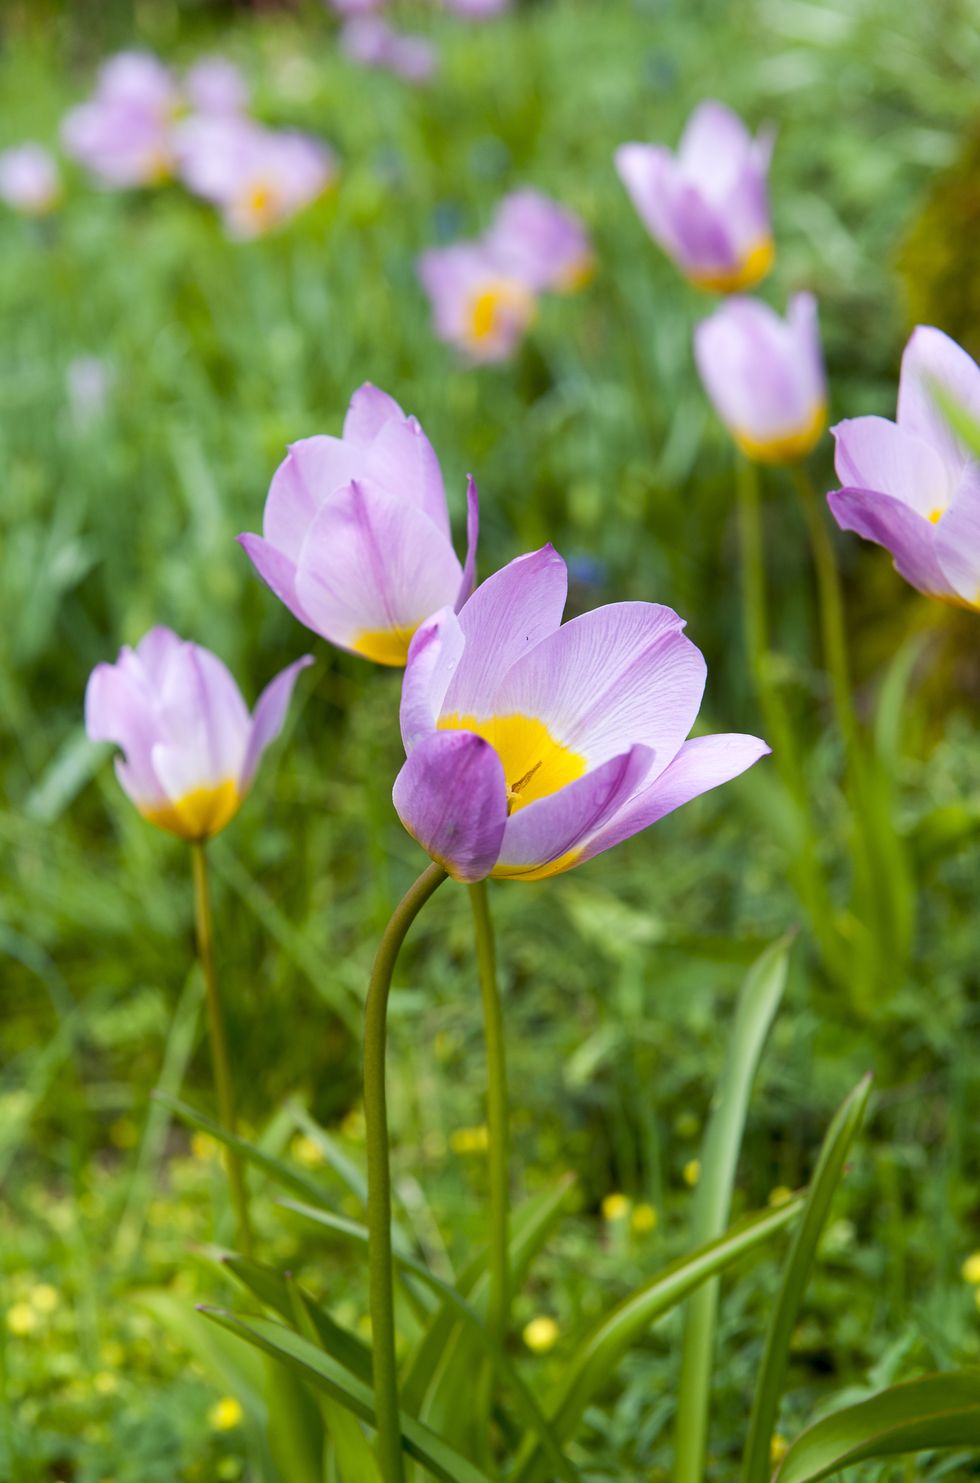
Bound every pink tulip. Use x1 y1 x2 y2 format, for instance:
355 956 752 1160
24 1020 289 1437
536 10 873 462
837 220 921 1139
394 546 768 881
240 383 478 666
85 628 311 841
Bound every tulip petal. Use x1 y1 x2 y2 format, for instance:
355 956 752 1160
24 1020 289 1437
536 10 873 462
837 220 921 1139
832 416 952 519
493 743 654 879
401 608 466 751
933 464 980 608
238 533 311 628
86 660 167 807
442 545 568 715
240 655 314 789
392 729 508 882
342 382 406 444
293 479 463 665
491 602 704 771
455 475 480 610
679 100 752 184
898 325 980 474
827 485 950 597
263 443 344 561
576 732 771 865
360 412 449 537
174 645 250 782
614 144 678 251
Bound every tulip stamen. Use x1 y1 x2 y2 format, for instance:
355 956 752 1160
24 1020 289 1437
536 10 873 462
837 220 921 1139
507 760 542 813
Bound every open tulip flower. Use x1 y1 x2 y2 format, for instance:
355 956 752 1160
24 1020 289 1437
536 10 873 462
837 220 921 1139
418 240 539 363
694 293 826 463
615 100 775 293
85 627 312 841
61 51 181 189
340 17 438 84
175 116 335 239
828 326 980 609
0 144 61 215
240 383 478 665
485 189 594 294
393 545 769 882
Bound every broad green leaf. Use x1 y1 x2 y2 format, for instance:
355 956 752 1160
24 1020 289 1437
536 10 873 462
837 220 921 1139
265 1355 324 1483
775 1371 980 1482
674 935 792 1483
284 1273 383 1483
741 1074 873 1483
288 1103 433 1308
282 1200 580 1483
515 1197 802 1483
401 1173 575 1416
203 1308 496 1483
223 1254 373 1384
160 1094 335 1207
415 1174 576 1451
140 1290 277 1476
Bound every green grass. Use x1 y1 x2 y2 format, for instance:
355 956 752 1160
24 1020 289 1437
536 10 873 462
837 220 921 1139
4 0 980 1476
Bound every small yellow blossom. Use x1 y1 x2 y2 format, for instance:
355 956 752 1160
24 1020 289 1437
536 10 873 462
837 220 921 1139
523 1315 559 1353
292 1134 323 1168
6 1303 37 1336
962 1252 980 1285
341 1107 366 1141
29 1283 59 1313
209 1396 244 1431
94 1371 118 1395
769 1186 794 1208
683 1159 701 1188
601 1192 631 1222
770 1433 789 1464
191 1132 217 1161
450 1125 489 1155
631 1202 658 1235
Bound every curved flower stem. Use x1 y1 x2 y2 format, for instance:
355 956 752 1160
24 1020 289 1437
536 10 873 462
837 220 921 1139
736 457 842 976
790 464 862 767
365 860 448 1483
469 879 510 1345
191 841 253 1260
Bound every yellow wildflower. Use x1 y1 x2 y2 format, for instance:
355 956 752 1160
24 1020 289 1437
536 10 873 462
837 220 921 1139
601 1192 631 1222
209 1396 244 1431
522 1316 559 1353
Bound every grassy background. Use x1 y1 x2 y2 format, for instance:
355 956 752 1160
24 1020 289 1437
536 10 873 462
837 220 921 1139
4 0 980 1476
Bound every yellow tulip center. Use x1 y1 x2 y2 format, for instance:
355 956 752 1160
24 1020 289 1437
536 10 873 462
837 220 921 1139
734 399 828 465
438 712 586 811
689 234 775 294
468 281 536 345
142 779 241 841
928 507 944 525
351 624 420 667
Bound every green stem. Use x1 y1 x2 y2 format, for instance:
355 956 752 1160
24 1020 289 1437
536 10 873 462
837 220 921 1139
736 457 842 975
790 464 862 770
364 861 448 1483
469 879 510 1343
191 840 253 1260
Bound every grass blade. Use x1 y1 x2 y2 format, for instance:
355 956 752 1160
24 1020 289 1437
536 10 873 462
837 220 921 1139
741 1073 873 1483
203 1308 497 1483
282 1199 580 1483
674 935 792 1482
515 1196 802 1483
775 1370 980 1482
